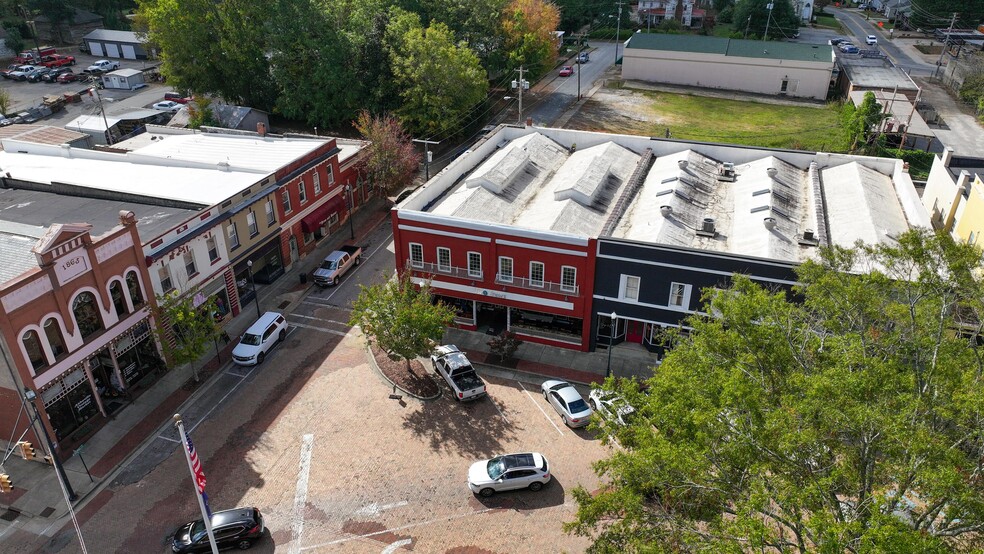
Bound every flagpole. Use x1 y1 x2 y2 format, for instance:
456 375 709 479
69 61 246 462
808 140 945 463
173 414 219 554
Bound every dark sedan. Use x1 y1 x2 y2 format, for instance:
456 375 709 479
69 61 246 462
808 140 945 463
171 507 264 552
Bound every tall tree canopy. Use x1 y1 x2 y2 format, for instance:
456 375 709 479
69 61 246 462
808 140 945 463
732 0 800 40
567 230 984 552
501 0 562 78
387 12 488 136
909 0 984 31
353 110 421 195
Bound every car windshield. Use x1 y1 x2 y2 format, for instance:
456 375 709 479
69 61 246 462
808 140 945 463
240 332 262 346
190 520 207 542
320 260 337 270
568 399 588 413
487 457 505 480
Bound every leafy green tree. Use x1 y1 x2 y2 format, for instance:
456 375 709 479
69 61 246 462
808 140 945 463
501 0 562 78
152 289 222 382
353 109 421 196
186 96 218 129
846 91 886 152
1 22 25 54
387 13 488 136
349 269 455 369
732 0 800 40
567 230 984 552
487 330 523 363
909 0 983 31
0 87 12 117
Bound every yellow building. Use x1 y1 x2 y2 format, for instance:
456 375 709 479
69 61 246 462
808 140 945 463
953 174 984 247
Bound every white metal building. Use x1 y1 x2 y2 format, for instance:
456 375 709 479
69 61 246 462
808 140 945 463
81 29 148 60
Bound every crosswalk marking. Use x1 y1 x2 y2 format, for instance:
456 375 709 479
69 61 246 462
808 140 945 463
288 321 349 337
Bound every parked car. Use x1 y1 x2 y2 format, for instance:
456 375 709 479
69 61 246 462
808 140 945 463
576 51 589 63
56 71 79 84
588 389 635 426
431 345 487 401
541 379 592 428
468 452 551 497
828 38 847 46
559 65 574 77
25 67 52 82
9 65 39 81
1 64 20 79
171 506 265 553
42 67 72 82
41 54 76 68
86 59 120 73
152 100 183 113
12 110 39 124
0 114 12 127
164 91 192 104
231 312 288 366
313 245 362 287
866 35 878 45
840 44 860 54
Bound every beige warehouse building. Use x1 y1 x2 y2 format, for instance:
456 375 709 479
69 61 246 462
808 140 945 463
621 34 835 100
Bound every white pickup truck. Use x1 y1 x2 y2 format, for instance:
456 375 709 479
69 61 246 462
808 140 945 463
313 245 362 287
431 345 487 401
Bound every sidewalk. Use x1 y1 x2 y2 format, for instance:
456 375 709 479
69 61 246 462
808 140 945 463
0 196 394 532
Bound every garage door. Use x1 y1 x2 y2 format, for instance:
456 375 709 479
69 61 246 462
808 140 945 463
105 43 120 58
90 42 103 56
121 45 136 59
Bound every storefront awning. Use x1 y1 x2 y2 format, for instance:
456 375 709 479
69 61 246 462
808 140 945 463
300 195 345 233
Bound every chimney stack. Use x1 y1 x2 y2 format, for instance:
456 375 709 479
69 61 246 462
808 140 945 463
525 117 533 127
257 122 267 136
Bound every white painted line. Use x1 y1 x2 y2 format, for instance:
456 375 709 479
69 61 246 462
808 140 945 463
226 369 250 378
187 363 258 433
488 395 509 423
519 382 563 436
289 321 349 336
156 434 181 443
289 434 315 554
381 538 413 553
289 313 351 326
355 500 409 517
300 507 496 551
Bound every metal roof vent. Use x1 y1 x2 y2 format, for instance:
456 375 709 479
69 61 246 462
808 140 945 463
696 217 716 237
718 162 736 182
799 228 819 246
766 167 778 179
660 205 673 217
763 217 777 230
677 159 689 170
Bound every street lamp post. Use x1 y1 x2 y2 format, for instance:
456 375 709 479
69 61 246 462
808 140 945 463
606 312 617 378
246 260 261 318
24 389 77 501
344 185 355 240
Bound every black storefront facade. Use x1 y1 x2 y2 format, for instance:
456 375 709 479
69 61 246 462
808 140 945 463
591 238 800 355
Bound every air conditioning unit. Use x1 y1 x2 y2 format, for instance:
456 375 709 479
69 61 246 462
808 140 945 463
696 217 716 237
717 162 736 182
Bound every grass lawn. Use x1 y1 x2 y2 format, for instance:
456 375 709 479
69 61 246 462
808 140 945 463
814 14 844 32
642 92 851 151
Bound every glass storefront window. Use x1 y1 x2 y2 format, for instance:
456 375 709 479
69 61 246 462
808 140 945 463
127 271 144 308
44 372 99 441
110 281 127 317
72 292 104 339
44 318 66 358
22 330 46 370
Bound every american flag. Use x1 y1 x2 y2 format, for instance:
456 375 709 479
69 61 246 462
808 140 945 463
183 430 212 518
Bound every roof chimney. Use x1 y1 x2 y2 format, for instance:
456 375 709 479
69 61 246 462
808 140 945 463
526 117 533 127
958 170 971 195
660 205 673 217
257 122 267 136
766 167 778 179
119 210 136 226
941 146 954 167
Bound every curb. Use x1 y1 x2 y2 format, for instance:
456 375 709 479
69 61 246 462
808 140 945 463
362 341 442 401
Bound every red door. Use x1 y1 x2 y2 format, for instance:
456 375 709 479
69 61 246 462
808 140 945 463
626 320 644 343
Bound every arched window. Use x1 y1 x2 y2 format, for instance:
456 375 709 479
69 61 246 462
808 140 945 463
44 318 66 358
126 271 144 308
22 330 46 370
110 281 127 317
72 292 103 339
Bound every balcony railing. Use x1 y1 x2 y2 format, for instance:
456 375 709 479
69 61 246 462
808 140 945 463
409 260 578 296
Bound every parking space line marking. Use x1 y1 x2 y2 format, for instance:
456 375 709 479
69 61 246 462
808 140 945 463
289 313 351 326
289 434 315 554
156 435 180 443
382 539 413 553
300 507 496 551
226 369 249 378
288 321 348 336
355 500 409 517
519 382 564 436
489 395 509 423
187 364 258 434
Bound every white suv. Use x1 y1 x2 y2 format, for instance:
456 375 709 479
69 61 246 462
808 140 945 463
468 453 551 497
232 311 288 365
866 35 878 45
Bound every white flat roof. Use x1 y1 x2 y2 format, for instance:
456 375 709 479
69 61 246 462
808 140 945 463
129 132 327 172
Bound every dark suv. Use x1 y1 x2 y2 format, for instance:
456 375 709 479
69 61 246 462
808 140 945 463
171 507 264 552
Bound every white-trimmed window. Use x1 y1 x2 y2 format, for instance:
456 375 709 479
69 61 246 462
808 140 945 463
227 222 240 249
184 251 197 278
409 243 424 268
498 257 513 282
298 181 307 204
669 282 692 309
467 252 483 278
282 190 292 214
265 199 275 225
560 266 576 293
619 275 640 301
437 247 451 272
313 172 322 195
206 236 219 262
327 164 335 184
247 211 258 236
529 262 544 287
158 265 174 293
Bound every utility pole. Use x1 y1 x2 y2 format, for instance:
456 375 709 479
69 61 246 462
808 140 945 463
744 15 752 39
762 2 775 41
614 1 624 65
90 86 113 145
934 12 958 80
511 66 528 124
575 32 587 100
412 138 440 180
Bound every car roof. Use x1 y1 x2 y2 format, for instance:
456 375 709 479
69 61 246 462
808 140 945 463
438 350 472 370
211 507 256 526
501 453 539 469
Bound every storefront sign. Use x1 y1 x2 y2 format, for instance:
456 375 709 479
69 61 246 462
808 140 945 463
482 289 507 299
74 393 93 413
54 250 91 286
122 362 138 380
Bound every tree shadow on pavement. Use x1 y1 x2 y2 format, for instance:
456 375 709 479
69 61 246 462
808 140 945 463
400 387 521 459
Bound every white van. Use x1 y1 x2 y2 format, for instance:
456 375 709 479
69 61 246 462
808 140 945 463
232 311 288 365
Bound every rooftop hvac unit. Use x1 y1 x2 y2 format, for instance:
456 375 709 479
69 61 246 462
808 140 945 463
696 217 716 237
799 228 819 246
717 162 736 182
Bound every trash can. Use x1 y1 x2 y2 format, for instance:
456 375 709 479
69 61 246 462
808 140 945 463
299 273 307 284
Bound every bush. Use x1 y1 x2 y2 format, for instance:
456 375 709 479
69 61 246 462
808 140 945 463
719 6 734 23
